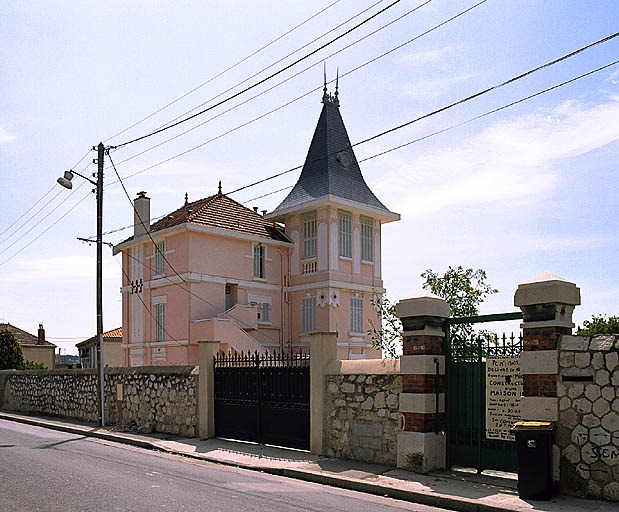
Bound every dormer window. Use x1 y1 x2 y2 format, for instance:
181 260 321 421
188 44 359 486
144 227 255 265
303 212 316 259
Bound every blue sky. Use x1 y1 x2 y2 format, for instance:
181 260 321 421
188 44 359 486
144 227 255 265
1 0 618 354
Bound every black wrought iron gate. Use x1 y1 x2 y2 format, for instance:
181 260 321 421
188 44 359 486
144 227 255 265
445 312 523 473
214 351 310 450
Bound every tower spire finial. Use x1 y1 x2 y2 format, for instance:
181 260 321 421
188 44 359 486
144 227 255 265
218 181 222 196
322 63 329 103
184 192 188 206
334 67 340 105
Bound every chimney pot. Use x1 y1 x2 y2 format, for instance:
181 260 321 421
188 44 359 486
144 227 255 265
253 207 258 213
262 210 267 217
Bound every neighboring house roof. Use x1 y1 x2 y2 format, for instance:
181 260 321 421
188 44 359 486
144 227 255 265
269 91 393 215
118 193 291 246
76 327 123 350
0 323 56 347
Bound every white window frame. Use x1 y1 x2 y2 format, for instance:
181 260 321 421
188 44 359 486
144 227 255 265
301 296 316 333
253 244 265 279
303 212 317 259
360 216 374 262
339 210 352 258
155 303 166 342
350 296 363 333
154 240 165 276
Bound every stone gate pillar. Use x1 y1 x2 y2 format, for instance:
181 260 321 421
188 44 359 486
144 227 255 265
514 272 580 422
395 292 449 473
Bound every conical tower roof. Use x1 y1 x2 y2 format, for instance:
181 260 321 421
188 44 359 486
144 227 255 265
267 89 398 222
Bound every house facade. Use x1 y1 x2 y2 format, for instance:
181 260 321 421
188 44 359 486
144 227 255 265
77 327 123 368
1 323 56 369
113 88 399 366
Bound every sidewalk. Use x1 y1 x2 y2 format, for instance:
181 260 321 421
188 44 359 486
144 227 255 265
1 411 614 512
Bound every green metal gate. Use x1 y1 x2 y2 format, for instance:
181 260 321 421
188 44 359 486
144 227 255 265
445 312 523 473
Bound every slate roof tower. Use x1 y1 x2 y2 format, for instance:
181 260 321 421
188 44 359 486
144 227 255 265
266 85 399 359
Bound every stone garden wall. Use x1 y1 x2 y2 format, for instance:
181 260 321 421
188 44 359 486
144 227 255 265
557 335 619 501
323 359 401 466
0 366 198 437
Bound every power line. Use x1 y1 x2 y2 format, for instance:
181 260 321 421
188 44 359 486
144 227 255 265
107 0 433 172
226 30 619 196
104 0 344 143
0 190 92 267
106 0 475 184
147 0 388 136
111 0 405 149
0 181 88 256
241 58 619 203
0 2 347 249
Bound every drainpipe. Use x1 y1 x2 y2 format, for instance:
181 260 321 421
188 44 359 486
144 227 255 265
278 248 284 352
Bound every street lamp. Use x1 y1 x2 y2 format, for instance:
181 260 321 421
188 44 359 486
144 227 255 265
57 142 106 427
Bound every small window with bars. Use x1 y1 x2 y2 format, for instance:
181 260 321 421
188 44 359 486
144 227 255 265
339 210 352 258
303 212 316 259
302 296 316 333
360 216 373 262
350 296 363 333
155 303 166 342
253 244 265 279
154 240 165 275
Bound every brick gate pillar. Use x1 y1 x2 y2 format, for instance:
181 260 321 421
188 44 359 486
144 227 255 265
514 272 580 422
395 292 449 473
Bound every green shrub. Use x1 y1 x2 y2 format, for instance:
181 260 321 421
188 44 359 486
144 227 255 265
0 329 25 370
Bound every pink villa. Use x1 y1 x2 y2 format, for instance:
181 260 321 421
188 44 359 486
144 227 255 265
113 88 399 366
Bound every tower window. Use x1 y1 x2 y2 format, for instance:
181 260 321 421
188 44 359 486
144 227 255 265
361 216 373 262
303 212 316 259
339 210 352 258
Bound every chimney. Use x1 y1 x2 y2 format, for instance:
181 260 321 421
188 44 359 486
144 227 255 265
38 323 45 345
262 210 267 217
134 191 150 238
253 206 258 213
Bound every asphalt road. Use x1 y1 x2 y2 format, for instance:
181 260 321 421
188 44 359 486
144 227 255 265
0 419 449 512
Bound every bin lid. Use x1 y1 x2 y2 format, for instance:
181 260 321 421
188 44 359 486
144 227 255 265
511 421 554 431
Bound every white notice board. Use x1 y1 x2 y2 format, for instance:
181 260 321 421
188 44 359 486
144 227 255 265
486 356 522 441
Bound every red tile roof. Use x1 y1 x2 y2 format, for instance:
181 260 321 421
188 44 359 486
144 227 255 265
76 327 122 349
119 193 291 245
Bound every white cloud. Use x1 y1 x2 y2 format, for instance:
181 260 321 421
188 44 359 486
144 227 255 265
397 44 464 68
0 126 16 144
373 97 619 218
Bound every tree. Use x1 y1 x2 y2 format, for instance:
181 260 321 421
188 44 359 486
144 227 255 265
0 329 25 370
368 266 498 357
421 266 498 343
577 315 619 335
367 295 402 359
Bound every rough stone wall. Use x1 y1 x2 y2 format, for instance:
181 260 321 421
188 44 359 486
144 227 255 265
557 335 619 501
0 366 198 437
324 373 401 466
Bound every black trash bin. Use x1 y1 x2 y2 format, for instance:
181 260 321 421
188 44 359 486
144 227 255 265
511 421 555 500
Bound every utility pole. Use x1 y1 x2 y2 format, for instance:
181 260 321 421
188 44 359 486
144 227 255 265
57 142 106 427
96 142 105 427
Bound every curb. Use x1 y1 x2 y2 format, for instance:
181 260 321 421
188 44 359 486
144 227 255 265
0 412 520 512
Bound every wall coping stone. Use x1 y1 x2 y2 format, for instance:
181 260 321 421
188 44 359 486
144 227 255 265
0 365 198 377
325 358 399 375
